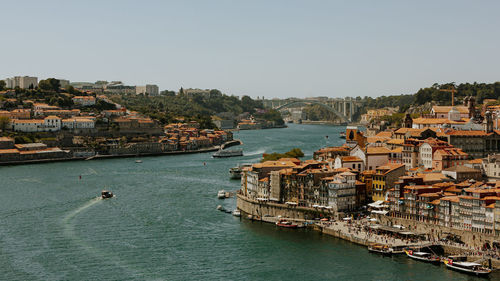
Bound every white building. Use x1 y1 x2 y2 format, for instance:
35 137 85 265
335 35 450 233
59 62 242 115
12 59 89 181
43 116 61 132
136 84 159 96
72 96 96 106
327 172 356 212
12 119 44 132
419 142 434 169
12 116 61 132
4 76 38 89
62 118 95 129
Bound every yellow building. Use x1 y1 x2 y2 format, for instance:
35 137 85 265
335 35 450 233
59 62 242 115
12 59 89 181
372 163 405 202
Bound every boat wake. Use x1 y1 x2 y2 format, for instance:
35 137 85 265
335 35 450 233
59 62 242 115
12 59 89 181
245 148 267 156
61 197 141 277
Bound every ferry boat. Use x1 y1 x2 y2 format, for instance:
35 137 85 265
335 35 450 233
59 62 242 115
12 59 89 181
404 250 440 265
217 190 226 199
213 148 243 158
340 132 346 139
101 190 113 199
443 260 491 276
368 244 392 256
229 164 252 179
276 219 298 228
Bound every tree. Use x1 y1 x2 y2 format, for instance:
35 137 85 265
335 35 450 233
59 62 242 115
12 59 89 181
0 116 10 131
38 78 60 92
0 80 5 91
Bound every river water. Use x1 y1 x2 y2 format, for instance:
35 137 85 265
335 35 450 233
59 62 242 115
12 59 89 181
0 124 494 280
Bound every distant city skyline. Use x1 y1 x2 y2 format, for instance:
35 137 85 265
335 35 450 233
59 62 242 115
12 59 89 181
1 0 499 99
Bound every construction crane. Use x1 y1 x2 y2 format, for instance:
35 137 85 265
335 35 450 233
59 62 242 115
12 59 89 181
439 86 458 106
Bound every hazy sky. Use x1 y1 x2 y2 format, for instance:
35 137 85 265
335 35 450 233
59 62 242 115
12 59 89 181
2 0 499 98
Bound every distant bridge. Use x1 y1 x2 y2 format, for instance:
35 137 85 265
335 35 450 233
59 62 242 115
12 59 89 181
262 97 361 123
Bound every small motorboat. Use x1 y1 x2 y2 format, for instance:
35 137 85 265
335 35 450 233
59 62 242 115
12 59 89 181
101 190 113 199
276 219 298 228
340 132 346 139
443 260 491 276
232 210 241 217
217 190 226 199
216 205 223 211
404 250 440 265
368 244 392 256
135 160 143 163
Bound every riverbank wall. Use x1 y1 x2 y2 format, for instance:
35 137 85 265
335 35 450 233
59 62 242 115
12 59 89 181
0 145 222 166
236 193 339 220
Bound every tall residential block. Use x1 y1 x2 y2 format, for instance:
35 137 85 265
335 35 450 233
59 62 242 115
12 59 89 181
4 76 38 89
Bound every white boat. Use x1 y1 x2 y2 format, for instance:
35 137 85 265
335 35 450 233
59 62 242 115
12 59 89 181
217 190 226 199
404 250 440 264
213 148 243 158
443 260 491 276
135 160 143 163
232 210 241 217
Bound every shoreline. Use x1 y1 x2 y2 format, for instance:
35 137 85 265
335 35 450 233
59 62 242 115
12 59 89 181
0 145 224 166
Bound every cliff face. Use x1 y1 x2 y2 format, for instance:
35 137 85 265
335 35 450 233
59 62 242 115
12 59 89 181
407 102 434 115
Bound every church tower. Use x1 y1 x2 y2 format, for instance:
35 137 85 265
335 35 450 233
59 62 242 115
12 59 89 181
403 113 413 128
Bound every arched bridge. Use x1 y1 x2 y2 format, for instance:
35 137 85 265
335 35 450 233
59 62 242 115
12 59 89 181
263 97 360 123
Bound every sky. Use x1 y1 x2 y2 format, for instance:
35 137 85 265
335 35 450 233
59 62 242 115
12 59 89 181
1 0 499 99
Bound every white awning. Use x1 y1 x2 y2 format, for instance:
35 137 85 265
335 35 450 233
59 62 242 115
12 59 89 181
285 202 297 205
371 210 389 215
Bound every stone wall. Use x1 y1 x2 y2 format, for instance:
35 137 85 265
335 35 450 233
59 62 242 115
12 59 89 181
237 194 339 220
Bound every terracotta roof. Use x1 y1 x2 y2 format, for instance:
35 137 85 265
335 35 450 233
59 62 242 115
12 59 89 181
375 131 393 138
446 130 490 136
440 196 460 203
340 156 362 162
367 146 390 155
432 106 469 114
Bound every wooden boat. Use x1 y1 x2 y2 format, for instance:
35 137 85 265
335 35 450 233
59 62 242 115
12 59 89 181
101 190 113 199
404 250 440 264
276 219 298 228
443 260 491 276
389 245 407 255
368 244 392 256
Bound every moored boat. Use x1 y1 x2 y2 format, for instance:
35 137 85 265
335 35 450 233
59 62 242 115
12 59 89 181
229 164 252 179
276 219 298 228
217 190 226 199
404 250 440 264
368 244 392 256
340 132 346 139
443 260 491 276
232 209 241 217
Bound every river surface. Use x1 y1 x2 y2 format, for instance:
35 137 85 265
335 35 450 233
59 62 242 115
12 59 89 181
0 124 495 280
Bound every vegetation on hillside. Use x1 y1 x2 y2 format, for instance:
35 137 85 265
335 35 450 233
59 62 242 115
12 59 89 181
261 148 304 162
108 90 283 128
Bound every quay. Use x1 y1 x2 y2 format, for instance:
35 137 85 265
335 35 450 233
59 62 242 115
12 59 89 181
237 194 500 269
0 142 238 166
